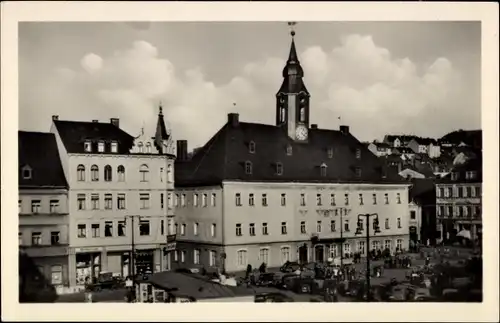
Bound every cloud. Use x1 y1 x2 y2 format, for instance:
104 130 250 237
29 35 471 149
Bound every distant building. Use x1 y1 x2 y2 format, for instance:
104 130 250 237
435 156 482 245
409 179 437 246
383 135 418 148
18 131 70 293
50 107 176 288
367 141 392 157
407 137 441 158
174 31 411 273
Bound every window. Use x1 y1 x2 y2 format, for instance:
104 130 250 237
259 248 269 265
91 224 100 238
447 187 453 198
276 162 283 175
300 193 306 206
396 193 401 204
139 193 150 209
31 232 42 245
194 223 199 236
211 193 216 207
344 193 349 206
236 224 242 236
193 194 199 207
78 224 86 238
235 193 242 206
457 186 464 198
474 206 481 217
245 161 253 175
193 249 200 265
161 193 164 209
202 194 207 207
180 250 186 263
358 241 365 254
344 220 350 232
137 142 144 153
359 194 364 205
211 224 216 237
30 200 40 213
372 193 378 205
458 206 465 217
168 193 173 208
439 187 445 197
117 165 125 181
237 250 248 267
262 194 268 206
111 141 118 153
385 218 390 229
77 164 86 181
77 194 86 210
50 231 60 245
249 223 255 236
384 193 389 204
356 149 361 159
281 193 286 206
117 193 126 209
145 142 152 153
343 243 351 255
167 164 174 183
248 193 254 206
103 221 113 237
118 221 126 236
300 221 306 234
475 186 481 197
451 172 459 181
18 200 22 213
316 194 322 206
447 205 453 217
91 165 99 181
330 220 336 232
91 194 99 210
262 223 268 235
384 240 392 251
327 147 334 159
209 251 217 267
286 144 293 156
98 141 105 152
320 164 327 177
84 141 92 152
249 141 256 153
181 194 186 207
104 165 112 181
330 194 336 206
280 247 291 264
281 222 287 235
22 165 32 179
396 239 403 251
397 218 402 228
438 205 444 216
410 211 416 220
316 221 322 233
18 232 23 246
51 265 63 285
355 167 362 178
139 220 150 236
139 164 149 182
49 200 59 213
181 224 186 236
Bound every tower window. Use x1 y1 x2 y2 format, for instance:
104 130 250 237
249 141 256 154
299 107 305 122
320 163 327 177
286 144 293 156
280 107 286 123
355 167 362 178
276 162 283 175
21 165 32 179
245 161 253 175
327 147 334 159
356 149 361 159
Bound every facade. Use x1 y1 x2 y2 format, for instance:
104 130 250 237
18 131 70 292
408 178 437 246
367 142 392 157
435 156 482 245
175 31 411 273
408 138 441 158
50 107 176 287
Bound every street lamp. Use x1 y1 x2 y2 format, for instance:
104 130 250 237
355 213 381 302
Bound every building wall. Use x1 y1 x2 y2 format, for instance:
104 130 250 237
408 202 421 242
428 144 441 158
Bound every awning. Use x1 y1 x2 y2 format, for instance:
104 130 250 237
456 230 472 240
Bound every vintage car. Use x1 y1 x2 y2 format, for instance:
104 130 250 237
93 271 123 291
254 292 295 302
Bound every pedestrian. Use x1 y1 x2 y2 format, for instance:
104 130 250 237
245 264 252 279
84 276 93 303
259 262 267 274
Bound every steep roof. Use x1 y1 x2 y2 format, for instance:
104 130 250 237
175 117 406 187
53 120 135 154
18 131 68 188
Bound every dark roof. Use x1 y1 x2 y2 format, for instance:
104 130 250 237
176 119 406 187
53 120 135 154
438 155 482 184
414 137 438 145
440 129 482 148
18 131 68 188
154 106 170 153
409 178 436 204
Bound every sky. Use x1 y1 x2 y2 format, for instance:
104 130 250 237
19 21 481 150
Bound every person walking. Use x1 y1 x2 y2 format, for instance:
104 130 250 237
84 276 93 303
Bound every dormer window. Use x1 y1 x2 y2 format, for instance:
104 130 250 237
137 142 144 153
245 161 253 175
249 141 256 154
320 163 327 177
98 141 105 153
111 141 118 153
276 162 283 176
21 165 32 179
451 172 459 181
84 141 92 152
327 147 334 159
355 167 362 178
146 142 152 154
355 148 361 159
466 171 477 180
286 144 293 156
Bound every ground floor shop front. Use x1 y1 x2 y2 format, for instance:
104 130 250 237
436 219 482 245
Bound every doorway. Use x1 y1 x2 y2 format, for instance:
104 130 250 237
315 245 324 263
298 245 308 264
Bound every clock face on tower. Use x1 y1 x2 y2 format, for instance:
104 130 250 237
295 125 308 141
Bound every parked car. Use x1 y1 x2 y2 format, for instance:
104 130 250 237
93 271 123 292
254 292 294 302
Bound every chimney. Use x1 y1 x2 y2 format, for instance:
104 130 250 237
340 125 349 134
92 120 98 123
227 113 239 127
176 140 188 161
311 124 318 129
110 118 120 128
52 115 59 121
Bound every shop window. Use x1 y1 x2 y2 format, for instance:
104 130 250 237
51 265 63 285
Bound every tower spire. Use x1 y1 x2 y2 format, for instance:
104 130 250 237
287 22 298 64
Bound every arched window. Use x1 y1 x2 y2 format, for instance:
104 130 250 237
77 165 86 181
139 164 149 182
90 165 99 181
280 107 286 122
299 107 305 122
248 141 256 154
104 165 112 182
167 164 173 183
146 142 152 153
137 142 144 153
320 163 327 177
117 165 125 182
244 161 252 175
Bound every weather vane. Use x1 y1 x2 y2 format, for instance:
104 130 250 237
288 22 297 36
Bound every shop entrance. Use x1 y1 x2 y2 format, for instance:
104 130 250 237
135 250 154 276
314 245 325 263
298 244 308 264
75 252 101 285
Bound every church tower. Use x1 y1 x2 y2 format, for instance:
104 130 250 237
276 26 311 142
